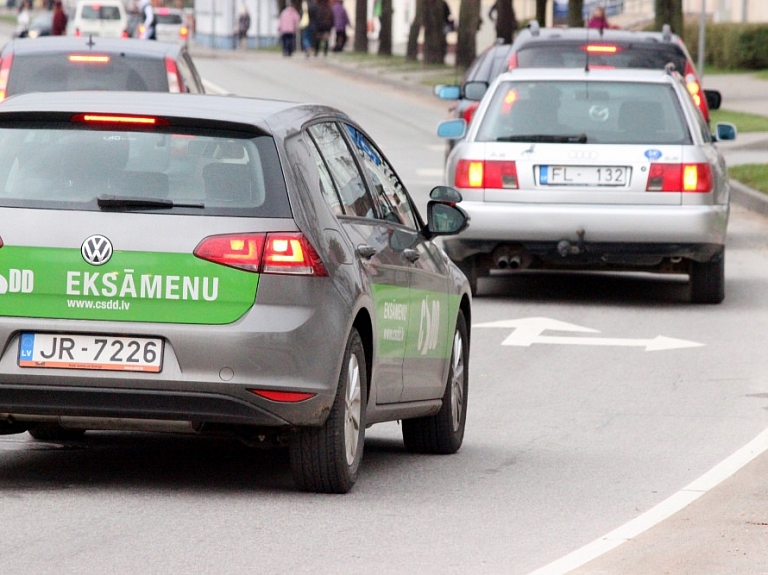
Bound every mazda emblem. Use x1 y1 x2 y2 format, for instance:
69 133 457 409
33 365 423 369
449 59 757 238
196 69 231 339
81 235 113 266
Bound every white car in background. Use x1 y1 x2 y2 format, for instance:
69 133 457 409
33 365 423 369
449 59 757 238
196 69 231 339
69 0 128 38
137 7 189 45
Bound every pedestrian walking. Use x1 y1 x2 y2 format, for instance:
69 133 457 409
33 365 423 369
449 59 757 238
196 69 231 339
238 3 251 48
314 0 333 57
301 0 317 57
331 0 350 53
139 0 156 39
277 1 301 57
15 0 30 38
52 0 68 35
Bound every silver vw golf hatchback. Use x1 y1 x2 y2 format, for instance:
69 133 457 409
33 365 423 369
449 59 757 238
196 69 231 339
0 91 472 493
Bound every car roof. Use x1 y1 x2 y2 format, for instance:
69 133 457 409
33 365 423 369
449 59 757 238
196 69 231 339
494 67 678 84
515 25 682 45
0 91 348 137
4 37 184 57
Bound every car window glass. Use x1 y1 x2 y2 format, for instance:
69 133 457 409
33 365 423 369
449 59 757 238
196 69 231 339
476 80 692 145
82 5 123 20
301 132 345 215
516 44 687 72
307 123 375 219
7 54 168 94
343 123 418 229
156 13 183 24
0 128 291 217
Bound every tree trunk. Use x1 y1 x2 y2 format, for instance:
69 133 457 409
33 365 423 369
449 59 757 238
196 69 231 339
655 0 683 35
354 0 368 53
423 0 446 65
406 0 424 61
455 0 480 68
377 0 392 55
568 0 583 27
493 0 517 44
535 0 547 26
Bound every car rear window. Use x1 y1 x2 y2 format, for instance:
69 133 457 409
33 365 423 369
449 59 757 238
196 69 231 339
516 43 688 73
7 53 168 93
81 5 123 20
0 127 291 217
156 14 183 24
475 80 692 145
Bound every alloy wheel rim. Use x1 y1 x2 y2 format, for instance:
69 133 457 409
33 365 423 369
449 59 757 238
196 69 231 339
450 331 465 431
344 354 362 466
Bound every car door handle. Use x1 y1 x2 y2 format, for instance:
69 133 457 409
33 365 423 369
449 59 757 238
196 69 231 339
403 249 420 263
356 244 377 259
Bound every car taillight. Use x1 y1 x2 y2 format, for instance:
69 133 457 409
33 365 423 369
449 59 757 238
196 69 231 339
68 54 110 63
249 389 316 402
455 159 518 189
74 28 81 37
646 163 712 193
508 51 517 69
583 44 620 53
460 101 479 124
180 26 189 40
194 233 328 276
683 60 708 121
164 56 184 93
0 54 13 101
70 113 169 126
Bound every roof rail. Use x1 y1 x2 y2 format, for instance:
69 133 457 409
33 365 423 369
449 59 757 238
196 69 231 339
662 24 671 41
528 20 540 36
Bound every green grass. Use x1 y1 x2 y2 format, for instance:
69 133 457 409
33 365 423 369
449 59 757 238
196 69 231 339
729 164 768 194
710 109 768 132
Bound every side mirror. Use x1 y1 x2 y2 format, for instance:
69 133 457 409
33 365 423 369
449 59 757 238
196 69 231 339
434 84 461 100
704 89 722 111
427 201 470 236
714 122 737 142
430 185 463 203
437 119 467 140
463 81 488 101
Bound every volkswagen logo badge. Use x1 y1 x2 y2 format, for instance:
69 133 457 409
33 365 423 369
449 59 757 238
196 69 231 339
81 235 113 266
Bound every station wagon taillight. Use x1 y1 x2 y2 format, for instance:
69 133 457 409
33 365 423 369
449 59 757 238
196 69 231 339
646 163 713 193
180 26 189 40
0 54 13 101
165 56 184 93
456 159 518 189
683 60 708 120
194 233 328 276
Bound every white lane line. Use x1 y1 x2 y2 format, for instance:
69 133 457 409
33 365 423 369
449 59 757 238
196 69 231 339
203 79 229 95
527 426 768 575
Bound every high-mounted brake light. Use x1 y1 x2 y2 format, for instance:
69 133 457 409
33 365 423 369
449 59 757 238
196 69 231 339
456 159 518 189
250 389 316 403
646 163 712 193
0 53 13 101
584 44 619 53
68 54 110 63
500 88 518 114
70 113 170 126
165 56 184 93
194 233 328 276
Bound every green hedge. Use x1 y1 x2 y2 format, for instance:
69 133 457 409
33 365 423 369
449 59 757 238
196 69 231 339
682 21 768 70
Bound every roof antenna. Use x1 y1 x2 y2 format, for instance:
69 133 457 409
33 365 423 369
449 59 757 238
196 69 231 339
87 34 95 48
585 25 590 72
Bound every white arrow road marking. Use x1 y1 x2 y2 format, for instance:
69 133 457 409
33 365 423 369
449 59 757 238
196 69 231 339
474 317 704 351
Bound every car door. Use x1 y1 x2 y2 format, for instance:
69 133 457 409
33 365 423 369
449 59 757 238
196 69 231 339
342 123 452 403
305 121 409 404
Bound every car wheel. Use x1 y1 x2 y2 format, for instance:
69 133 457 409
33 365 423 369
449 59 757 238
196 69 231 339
290 328 367 494
28 424 86 441
402 311 468 454
690 252 725 304
456 257 479 296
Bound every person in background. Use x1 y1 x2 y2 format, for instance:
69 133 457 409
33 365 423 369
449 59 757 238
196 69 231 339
314 0 333 57
587 5 609 29
139 0 156 39
277 1 300 56
301 0 317 58
238 3 251 49
15 0 30 38
331 0 350 53
52 0 68 35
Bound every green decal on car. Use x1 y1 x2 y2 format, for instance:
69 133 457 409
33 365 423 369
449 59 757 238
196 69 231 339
0 246 258 324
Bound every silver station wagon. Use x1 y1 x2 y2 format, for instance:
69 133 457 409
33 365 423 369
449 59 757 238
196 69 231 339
438 68 736 303
0 91 472 493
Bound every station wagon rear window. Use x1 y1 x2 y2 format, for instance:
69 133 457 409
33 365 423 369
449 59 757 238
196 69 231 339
516 43 687 72
81 5 123 19
475 80 692 145
0 127 291 217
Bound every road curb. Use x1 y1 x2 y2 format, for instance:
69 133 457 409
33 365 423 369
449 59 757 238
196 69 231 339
730 179 768 216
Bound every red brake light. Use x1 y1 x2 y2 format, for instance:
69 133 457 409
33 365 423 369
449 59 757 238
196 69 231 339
179 26 189 39
508 51 517 69
164 56 183 93
74 28 81 37
460 101 479 124
584 44 619 53
647 163 712 193
456 159 518 189
250 389 316 402
194 233 328 276
500 88 518 114
0 53 13 101
68 54 110 63
684 60 709 120
156 7 169 14
70 113 169 126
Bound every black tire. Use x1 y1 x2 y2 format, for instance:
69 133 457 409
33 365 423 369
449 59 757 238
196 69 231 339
690 252 725 304
402 312 468 454
28 425 86 441
290 328 367 494
456 257 479 297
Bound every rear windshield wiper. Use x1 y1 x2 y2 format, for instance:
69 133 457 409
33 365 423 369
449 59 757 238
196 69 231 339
97 195 205 211
497 134 588 143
